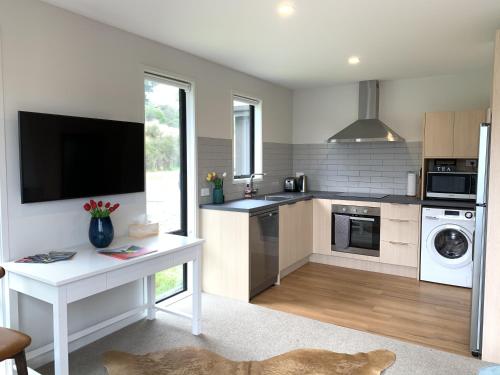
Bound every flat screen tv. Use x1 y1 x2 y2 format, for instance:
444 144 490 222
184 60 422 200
19 111 145 203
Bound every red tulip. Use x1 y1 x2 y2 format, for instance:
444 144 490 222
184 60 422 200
90 200 97 209
109 206 115 213
113 203 120 210
83 203 91 211
98 201 103 207
105 202 111 209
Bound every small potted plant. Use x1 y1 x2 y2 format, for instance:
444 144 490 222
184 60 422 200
83 199 120 248
206 172 226 204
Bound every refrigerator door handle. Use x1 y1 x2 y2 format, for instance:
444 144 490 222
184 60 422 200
476 123 491 205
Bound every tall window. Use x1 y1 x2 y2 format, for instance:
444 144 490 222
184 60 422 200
144 73 188 301
233 97 256 179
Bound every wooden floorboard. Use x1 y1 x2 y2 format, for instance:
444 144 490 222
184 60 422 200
251 262 472 356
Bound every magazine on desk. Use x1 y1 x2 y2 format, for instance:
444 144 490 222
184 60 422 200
97 245 157 260
16 251 77 263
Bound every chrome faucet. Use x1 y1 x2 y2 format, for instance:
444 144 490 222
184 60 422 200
249 173 266 197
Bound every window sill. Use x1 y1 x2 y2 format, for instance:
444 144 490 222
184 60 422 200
232 176 263 185
156 290 191 308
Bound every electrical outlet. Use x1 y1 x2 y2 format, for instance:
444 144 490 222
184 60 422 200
201 188 210 197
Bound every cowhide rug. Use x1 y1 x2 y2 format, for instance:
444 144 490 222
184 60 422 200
103 346 396 374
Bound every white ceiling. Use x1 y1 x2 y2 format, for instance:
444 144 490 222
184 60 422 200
40 0 500 89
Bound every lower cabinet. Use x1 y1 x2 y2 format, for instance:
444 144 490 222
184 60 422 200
312 199 332 255
380 203 420 268
279 199 313 271
380 241 419 268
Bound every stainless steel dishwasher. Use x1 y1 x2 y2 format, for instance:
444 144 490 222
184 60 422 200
249 207 279 299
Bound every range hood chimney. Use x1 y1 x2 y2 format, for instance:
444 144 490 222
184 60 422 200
327 80 405 143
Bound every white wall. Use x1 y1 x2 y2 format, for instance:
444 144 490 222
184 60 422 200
293 70 492 143
0 0 292 356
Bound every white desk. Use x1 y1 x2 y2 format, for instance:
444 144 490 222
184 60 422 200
3 234 204 375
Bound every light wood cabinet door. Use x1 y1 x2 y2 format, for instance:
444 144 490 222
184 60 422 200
279 200 314 271
296 200 313 261
313 199 332 254
424 111 454 158
381 203 420 221
453 109 486 158
380 219 419 245
380 241 419 267
279 204 295 271
380 204 420 268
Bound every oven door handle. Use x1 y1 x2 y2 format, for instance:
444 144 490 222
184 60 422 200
349 216 375 222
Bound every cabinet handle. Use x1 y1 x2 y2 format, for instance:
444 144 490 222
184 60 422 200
388 218 410 223
389 241 409 246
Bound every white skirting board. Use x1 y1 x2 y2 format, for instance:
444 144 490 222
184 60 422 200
310 253 418 279
279 256 310 280
1 362 42 375
26 310 146 370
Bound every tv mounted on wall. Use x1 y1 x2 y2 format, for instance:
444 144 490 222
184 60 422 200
19 111 145 204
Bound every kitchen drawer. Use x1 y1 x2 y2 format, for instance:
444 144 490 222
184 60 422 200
380 241 419 267
332 199 380 208
381 203 420 221
381 218 419 245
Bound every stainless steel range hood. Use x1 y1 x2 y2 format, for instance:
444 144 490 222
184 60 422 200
327 80 405 143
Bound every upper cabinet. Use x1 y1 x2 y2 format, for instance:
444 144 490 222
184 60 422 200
423 112 455 158
423 109 486 159
453 110 486 158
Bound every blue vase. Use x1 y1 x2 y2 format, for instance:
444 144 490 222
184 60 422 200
89 217 114 248
213 187 225 204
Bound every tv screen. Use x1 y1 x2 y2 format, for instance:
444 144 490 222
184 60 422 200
19 111 145 203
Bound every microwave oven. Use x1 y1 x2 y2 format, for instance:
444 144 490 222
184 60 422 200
426 172 477 200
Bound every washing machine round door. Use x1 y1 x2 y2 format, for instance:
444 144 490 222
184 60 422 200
426 224 472 268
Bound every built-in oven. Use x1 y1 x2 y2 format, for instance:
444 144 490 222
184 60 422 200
331 204 380 257
426 172 477 200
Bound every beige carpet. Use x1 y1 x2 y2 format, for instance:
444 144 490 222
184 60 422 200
36 293 491 375
103 346 396 375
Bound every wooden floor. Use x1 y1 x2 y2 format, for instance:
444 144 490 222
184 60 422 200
252 262 472 356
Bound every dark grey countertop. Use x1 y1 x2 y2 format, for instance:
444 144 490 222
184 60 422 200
199 191 475 213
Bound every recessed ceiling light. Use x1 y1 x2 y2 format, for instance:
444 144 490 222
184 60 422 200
348 56 360 65
277 2 295 17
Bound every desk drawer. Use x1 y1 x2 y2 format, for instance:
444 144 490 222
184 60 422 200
67 274 108 303
106 252 194 289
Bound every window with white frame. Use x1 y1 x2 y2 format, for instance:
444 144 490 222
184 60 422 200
233 95 262 180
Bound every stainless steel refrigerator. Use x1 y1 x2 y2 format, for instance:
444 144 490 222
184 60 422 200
470 122 491 357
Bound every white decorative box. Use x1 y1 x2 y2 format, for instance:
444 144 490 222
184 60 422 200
128 222 159 238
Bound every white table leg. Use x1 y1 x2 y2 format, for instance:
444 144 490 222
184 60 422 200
53 289 69 375
5 280 19 375
145 275 156 320
5 284 19 330
192 249 202 335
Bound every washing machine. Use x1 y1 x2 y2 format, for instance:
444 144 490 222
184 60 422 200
420 207 475 288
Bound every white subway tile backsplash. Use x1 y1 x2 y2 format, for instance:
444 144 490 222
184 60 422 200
198 138 422 200
198 137 293 204
293 141 422 195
